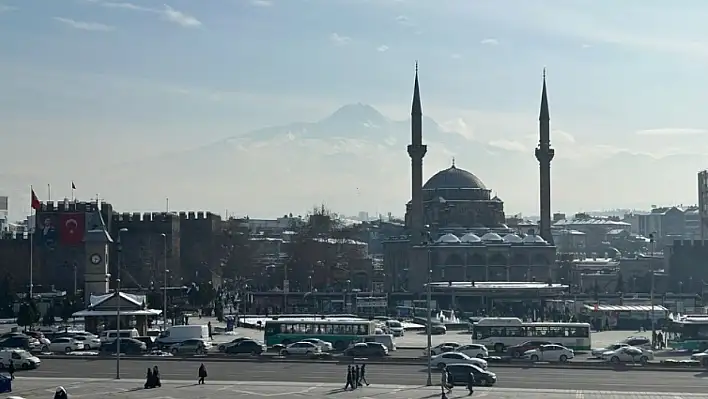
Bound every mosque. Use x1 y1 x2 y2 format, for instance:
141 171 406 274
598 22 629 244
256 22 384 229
383 68 558 293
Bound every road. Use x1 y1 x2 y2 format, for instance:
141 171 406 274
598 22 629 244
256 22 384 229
17 358 708 393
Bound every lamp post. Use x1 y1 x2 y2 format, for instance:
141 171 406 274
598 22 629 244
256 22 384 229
426 264 432 386
116 227 127 380
649 232 657 348
161 233 168 330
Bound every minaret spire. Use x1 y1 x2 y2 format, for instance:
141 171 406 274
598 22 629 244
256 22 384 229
535 68 555 245
407 62 427 245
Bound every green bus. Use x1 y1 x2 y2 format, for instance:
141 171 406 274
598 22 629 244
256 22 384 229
668 315 708 351
264 319 378 351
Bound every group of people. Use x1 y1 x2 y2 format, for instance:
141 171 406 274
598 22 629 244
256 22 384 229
144 366 162 389
343 364 368 390
440 366 475 397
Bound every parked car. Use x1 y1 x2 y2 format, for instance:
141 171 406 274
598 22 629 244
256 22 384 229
601 346 653 364
218 337 252 352
0 335 39 352
591 343 629 358
344 342 388 357
425 342 460 356
224 339 266 356
300 338 333 352
72 335 102 350
430 352 488 370
384 320 405 337
47 337 84 354
169 339 211 355
455 344 488 358
507 340 552 358
133 336 156 351
0 349 41 370
281 342 322 357
431 323 447 335
445 364 497 386
524 344 574 363
23 332 51 348
620 336 652 350
99 338 147 355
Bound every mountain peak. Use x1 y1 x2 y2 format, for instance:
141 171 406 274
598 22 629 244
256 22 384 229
321 103 388 126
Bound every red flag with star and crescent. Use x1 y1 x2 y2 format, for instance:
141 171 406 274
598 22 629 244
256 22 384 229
59 213 85 246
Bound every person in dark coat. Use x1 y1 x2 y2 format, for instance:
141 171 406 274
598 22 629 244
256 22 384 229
198 363 207 384
343 365 353 390
53 386 68 399
354 365 360 387
144 368 154 389
153 366 161 387
359 364 369 386
467 371 475 395
7 360 15 380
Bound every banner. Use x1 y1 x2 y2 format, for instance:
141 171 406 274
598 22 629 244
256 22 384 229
0 196 7 220
59 213 86 246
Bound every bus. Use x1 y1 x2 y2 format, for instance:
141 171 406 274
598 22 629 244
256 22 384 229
667 315 708 351
471 317 592 352
264 319 378 351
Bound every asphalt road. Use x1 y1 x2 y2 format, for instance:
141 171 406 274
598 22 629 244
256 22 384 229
17 358 708 393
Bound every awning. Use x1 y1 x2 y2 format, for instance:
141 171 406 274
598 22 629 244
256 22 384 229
72 309 162 317
584 304 668 312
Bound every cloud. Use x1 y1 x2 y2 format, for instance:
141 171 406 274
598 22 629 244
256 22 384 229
250 0 273 6
329 33 351 46
0 4 17 12
480 38 498 45
488 139 526 152
552 129 576 143
377 45 389 52
100 1 150 11
636 128 708 136
162 5 202 27
53 17 115 31
440 118 474 140
450 53 461 59
395 15 414 26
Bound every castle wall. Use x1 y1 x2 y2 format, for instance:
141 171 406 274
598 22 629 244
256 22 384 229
179 211 222 286
0 235 34 292
669 240 708 292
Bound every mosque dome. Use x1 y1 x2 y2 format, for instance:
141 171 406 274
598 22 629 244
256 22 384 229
436 233 461 244
522 235 548 245
460 233 482 243
423 165 487 190
481 232 503 242
503 234 523 244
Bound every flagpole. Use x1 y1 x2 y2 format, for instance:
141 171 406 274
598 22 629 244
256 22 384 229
47 184 51 202
71 183 75 203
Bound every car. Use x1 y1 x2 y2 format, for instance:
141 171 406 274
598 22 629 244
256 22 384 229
47 337 84 354
71 335 102 350
23 331 51 348
601 346 654 364
431 323 447 335
344 342 388 357
281 341 321 357
224 339 266 356
218 337 253 352
169 339 211 355
425 342 461 356
384 320 405 337
0 349 41 370
0 336 38 352
524 344 574 363
620 336 652 350
591 343 629 358
445 363 497 387
300 338 333 352
507 340 553 358
99 338 147 355
133 336 156 350
455 344 488 359
430 352 488 370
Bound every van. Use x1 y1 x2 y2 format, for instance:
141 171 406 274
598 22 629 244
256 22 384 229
356 334 396 351
155 325 209 347
0 349 41 369
384 320 405 337
100 329 139 343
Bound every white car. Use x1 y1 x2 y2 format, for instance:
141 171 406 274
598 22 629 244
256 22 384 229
524 344 574 362
384 320 405 337
281 341 322 356
47 337 85 353
429 352 488 370
300 338 333 351
424 342 461 356
0 349 41 369
590 343 629 358
601 346 654 364
455 344 489 359
72 335 102 350
691 349 708 361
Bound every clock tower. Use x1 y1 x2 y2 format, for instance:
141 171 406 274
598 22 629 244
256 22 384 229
83 222 112 305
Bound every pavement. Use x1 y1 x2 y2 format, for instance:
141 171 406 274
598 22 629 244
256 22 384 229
10 358 708 393
7 377 708 399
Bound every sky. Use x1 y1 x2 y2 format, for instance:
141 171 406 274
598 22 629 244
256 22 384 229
3 0 708 220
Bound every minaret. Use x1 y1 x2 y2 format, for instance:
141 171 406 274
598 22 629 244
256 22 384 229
407 63 427 245
535 69 555 244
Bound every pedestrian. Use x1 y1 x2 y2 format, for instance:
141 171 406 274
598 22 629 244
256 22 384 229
466 371 475 396
354 365 360 387
359 363 369 386
53 386 68 399
7 360 14 380
343 365 353 390
198 363 207 384
153 365 162 387
144 368 154 389
440 367 451 395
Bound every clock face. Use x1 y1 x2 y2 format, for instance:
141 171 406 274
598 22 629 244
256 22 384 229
90 254 102 265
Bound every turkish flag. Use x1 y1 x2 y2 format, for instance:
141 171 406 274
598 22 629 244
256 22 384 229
59 213 86 246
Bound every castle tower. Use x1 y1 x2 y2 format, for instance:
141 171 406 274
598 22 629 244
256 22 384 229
407 64 427 245
535 69 555 244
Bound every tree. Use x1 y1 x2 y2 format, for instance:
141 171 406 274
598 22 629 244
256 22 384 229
592 280 600 302
60 297 75 323
16 300 39 330
615 272 625 293
42 305 56 326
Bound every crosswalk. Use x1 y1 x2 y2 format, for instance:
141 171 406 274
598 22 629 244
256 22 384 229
9 377 708 398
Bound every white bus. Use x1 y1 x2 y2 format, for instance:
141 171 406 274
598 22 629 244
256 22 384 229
471 317 592 352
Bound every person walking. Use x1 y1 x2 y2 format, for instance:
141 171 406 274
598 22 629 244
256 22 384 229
354 365 360 388
153 365 162 387
466 371 475 396
7 360 14 380
198 363 207 384
359 364 369 386
440 367 451 395
144 368 154 389
343 365 354 390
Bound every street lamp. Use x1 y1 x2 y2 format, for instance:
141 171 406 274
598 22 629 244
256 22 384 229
161 233 168 330
426 266 432 386
116 227 128 380
649 232 656 348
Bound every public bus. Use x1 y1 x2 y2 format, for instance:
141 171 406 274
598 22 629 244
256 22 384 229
667 314 708 351
471 317 592 352
264 319 379 351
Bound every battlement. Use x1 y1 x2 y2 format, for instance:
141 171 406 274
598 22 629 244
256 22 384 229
178 211 216 220
39 201 111 214
111 212 178 223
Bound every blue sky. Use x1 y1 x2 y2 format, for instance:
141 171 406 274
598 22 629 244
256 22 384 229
3 0 708 218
